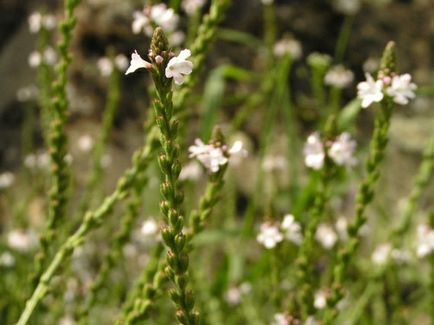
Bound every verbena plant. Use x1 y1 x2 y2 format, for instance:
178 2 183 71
1 0 433 324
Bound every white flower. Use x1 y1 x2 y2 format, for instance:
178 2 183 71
165 49 193 85
304 316 318 325
182 0 206 16
314 290 327 309
328 132 357 167
28 12 43 33
371 243 392 265
0 172 15 190
7 229 38 252
16 85 38 102
58 316 76 325
150 4 179 33
324 65 354 88
43 47 57 65
28 51 42 68
24 152 50 170
188 139 227 173
97 57 113 76
386 73 417 105
262 154 287 173
77 134 94 153
415 224 434 258
179 161 203 181
227 140 248 166
224 282 251 305
115 54 129 71
273 38 302 60
303 132 325 170
257 222 283 249
281 214 303 245
333 0 361 15
125 50 152 75
141 219 159 237
315 224 338 249
0 252 15 267
261 0 274 4
169 31 186 47
132 10 152 35
42 14 57 30
357 73 384 108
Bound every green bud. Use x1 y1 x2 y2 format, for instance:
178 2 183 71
151 27 169 56
379 41 396 76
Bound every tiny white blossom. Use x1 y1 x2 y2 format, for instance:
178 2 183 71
357 73 384 108
165 49 193 85
58 316 76 325
273 38 302 60
386 73 417 105
271 313 290 325
182 0 206 15
304 316 318 325
7 229 38 252
77 134 94 153
141 219 159 237
179 161 203 181
281 214 303 245
333 0 361 15
227 140 248 166
132 10 152 35
114 54 129 71
371 243 392 265
188 139 227 172
324 65 354 88
257 222 283 249
415 224 434 258
335 217 348 241
42 14 57 30
224 282 251 305
0 252 15 267
28 12 43 33
24 152 50 170
328 132 357 167
125 50 152 75
169 31 186 47
303 132 325 170
314 290 327 309
0 172 15 190
43 47 57 65
97 57 113 76
315 224 338 249
261 0 274 5
16 85 38 102
150 4 179 33
28 51 42 68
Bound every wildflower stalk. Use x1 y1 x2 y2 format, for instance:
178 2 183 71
33 0 82 286
392 131 434 241
16 138 157 325
150 28 198 324
78 65 121 215
323 42 397 323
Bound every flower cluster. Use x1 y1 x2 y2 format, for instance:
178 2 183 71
28 47 57 68
224 283 252 305
256 214 303 249
188 139 247 173
132 4 179 37
28 11 57 34
357 72 416 108
324 65 354 88
125 49 193 86
0 172 15 190
303 132 357 170
273 37 302 60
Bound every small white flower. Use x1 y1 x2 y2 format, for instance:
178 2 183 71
169 31 186 47
28 12 43 33
0 172 15 190
77 134 94 153
165 49 193 85
141 219 159 237
271 313 290 325
261 0 274 5
132 10 152 35
179 160 203 181
58 316 76 325
333 0 361 15
0 252 15 267
42 14 57 30
324 65 354 88
100 154 112 169
43 47 57 65
371 243 392 265
7 229 38 252
304 316 318 325
257 222 283 249
28 51 42 68
415 224 434 258
315 224 338 249
182 0 206 16
115 54 129 71
357 73 384 108
227 140 248 166
273 38 302 60
328 132 357 167
16 85 38 102
386 73 417 105
150 4 179 33
281 214 303 245
303 132 325 170
97 57 113 76
125 50 152 75
224 283 250 305
188 139 227 173
314 290 327 309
